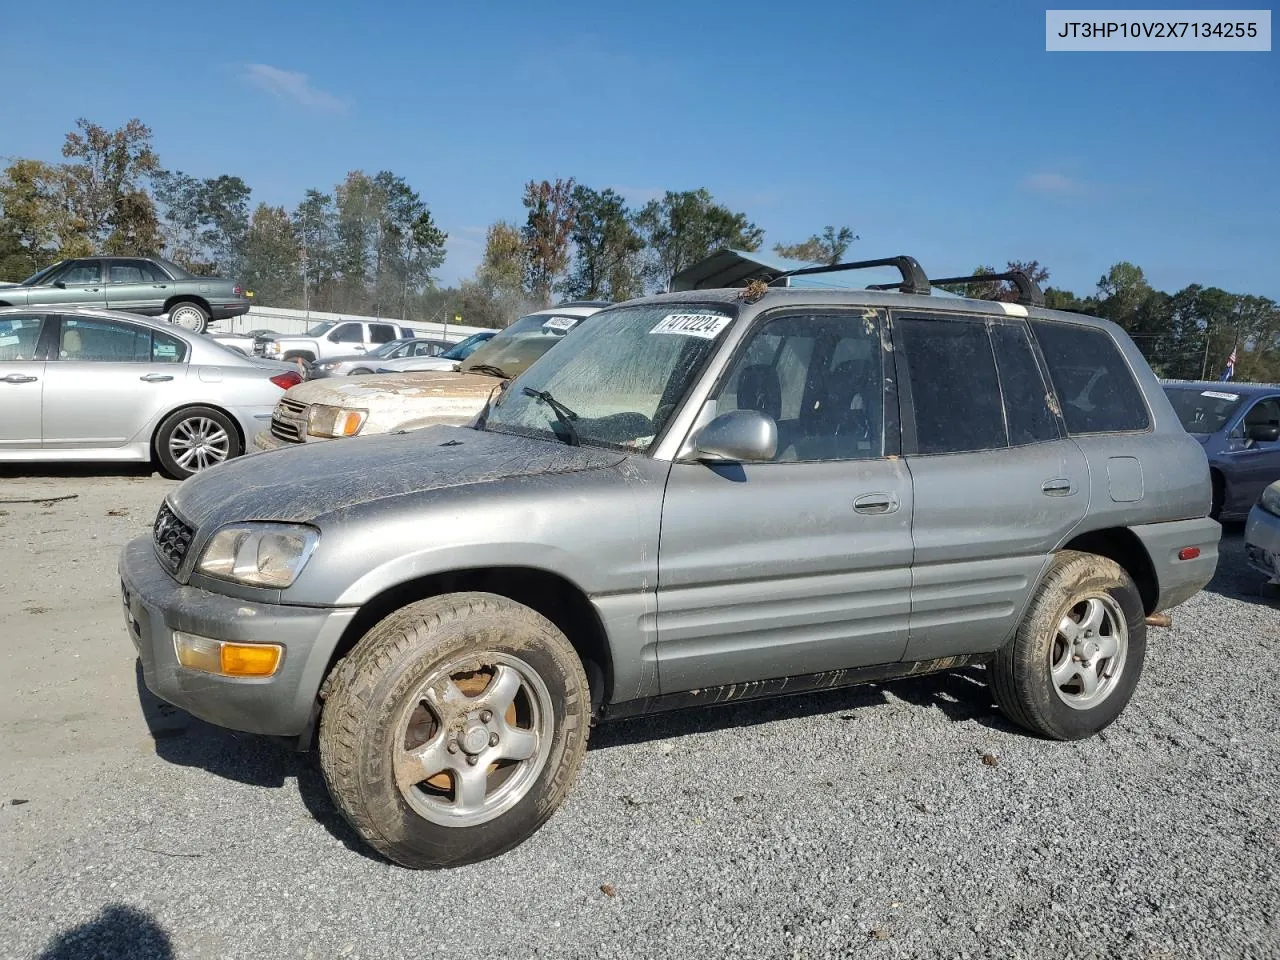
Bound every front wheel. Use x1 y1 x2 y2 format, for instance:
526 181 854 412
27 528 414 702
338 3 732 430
319 593 590 868
350 367 373 375
154 406 242 479
989 550 1146 741
168 302 209 334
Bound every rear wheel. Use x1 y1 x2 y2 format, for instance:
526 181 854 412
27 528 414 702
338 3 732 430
989 550 1146 741
319 593 590 869
154 406 242 479
168 302 209 334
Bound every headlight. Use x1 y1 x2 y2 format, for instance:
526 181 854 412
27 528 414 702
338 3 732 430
196 522 319 587
307 403 367 438
1262 484 1280 517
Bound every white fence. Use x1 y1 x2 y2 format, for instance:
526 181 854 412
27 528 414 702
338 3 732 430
216 304 489 343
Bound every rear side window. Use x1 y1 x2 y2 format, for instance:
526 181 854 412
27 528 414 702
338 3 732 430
991 323 1059 445
1032 321 1150 434
897 317 1007 455
151 329 187 363
333 323 363 344
369 323 397 344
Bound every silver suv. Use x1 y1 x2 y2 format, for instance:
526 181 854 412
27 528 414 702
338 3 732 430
119 258 1220 869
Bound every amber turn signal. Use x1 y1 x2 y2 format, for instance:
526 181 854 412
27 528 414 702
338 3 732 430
173 632 283 678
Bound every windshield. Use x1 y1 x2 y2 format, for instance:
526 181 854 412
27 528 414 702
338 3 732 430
21 263 62 285
305 321 337 337
1163 386 1244 434
461 312 587 378
482 303 736 451
372 338 415 358
440 330 494 361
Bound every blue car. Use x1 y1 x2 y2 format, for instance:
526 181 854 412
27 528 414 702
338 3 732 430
1163 381 1280 520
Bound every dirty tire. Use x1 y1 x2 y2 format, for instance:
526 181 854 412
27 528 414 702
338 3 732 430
168 301 208 334
350 367 373 375
989 550 1146 741
319 593 590 869
153 406 241 479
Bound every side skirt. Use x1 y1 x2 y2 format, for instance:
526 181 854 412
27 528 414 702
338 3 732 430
601 654 989 721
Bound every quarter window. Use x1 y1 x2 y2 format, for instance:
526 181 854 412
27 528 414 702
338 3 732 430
151 329 187 364
897 317 1007 455
715 311 885 462
1032 321 1150 434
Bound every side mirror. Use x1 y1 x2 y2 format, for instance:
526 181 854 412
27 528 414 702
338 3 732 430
53 280 67 289
1247 423 1280 443
692 409 777 463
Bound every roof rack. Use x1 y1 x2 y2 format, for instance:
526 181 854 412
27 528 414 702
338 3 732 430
930 271 1044 307
767 256 931 296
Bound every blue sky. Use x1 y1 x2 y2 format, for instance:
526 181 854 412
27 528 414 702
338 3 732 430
1 0 1275 297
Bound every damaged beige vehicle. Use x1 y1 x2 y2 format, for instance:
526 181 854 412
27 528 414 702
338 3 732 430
254 303 605 450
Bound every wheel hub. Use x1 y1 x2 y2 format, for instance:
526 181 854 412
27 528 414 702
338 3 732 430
459 721 490 756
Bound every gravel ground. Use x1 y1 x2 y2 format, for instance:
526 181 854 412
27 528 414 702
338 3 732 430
0 466 1277 960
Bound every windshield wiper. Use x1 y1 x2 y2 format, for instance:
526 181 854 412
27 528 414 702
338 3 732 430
522 387 580 446
468 363 509 379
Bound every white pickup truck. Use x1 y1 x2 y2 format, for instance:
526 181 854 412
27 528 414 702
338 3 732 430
262 319 417 364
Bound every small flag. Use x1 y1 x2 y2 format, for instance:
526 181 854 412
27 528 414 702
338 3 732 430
1220 347 1237 382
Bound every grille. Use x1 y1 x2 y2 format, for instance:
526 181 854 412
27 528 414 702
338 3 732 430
153 501 195 574
270 397 308 444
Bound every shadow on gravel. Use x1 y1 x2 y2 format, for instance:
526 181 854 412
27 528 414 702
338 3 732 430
0 462 157 481
1202 522 1279 609
591 665 1020 750
134 661 386 864
36 904 172 960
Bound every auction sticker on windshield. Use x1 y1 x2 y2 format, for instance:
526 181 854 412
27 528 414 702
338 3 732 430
541 316 578 332
1202 390 1240 401
650 313 732 339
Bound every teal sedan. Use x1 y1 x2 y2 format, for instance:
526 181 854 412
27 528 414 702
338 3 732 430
0 256 251 334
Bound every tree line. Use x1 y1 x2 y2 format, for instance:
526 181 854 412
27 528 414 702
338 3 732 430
1 118 1276 382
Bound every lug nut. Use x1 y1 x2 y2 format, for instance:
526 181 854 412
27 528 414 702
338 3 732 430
447 740 459 754
466 755 480 766
479 710 493 723
489 732 500 747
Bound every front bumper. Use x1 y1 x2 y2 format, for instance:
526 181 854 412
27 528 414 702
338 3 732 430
118 537 358 737
1245 505 1280 583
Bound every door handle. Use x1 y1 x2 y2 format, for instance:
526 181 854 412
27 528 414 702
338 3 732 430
140 374 174 383
152 284 168 289
2 374 38 383
1042 478 1074 496
853 493 899 515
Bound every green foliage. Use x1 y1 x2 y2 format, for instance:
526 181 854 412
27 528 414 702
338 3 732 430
561 186 643 301
634 189 762 291
773 225 857 266
60 118 160 254
522 178 578 305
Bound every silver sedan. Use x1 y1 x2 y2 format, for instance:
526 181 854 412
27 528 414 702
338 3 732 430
0 306 302 478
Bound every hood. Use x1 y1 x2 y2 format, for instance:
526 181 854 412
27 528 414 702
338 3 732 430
171 424 626 528
282 370 502 433
316 352 377 366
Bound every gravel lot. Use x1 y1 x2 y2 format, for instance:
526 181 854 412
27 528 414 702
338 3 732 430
0 465 1277 960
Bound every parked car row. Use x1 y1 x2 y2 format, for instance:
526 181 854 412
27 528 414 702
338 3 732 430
254 303 604 450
